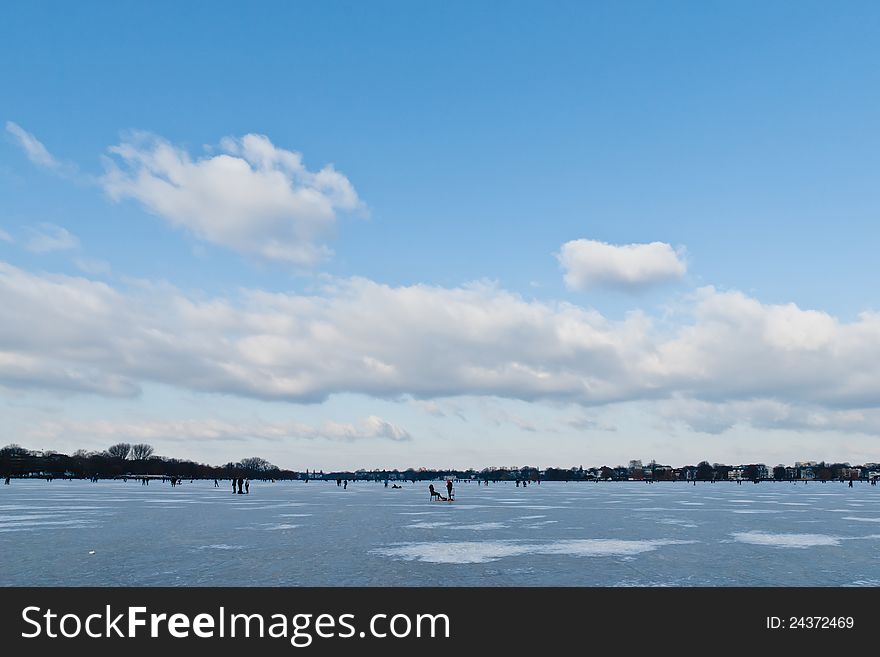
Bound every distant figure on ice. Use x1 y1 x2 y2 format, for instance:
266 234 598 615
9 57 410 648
237 478 244 494
245 480 250 494
343 480 348 489
849 479 854 488
429 484 445 501
232 479 236 494
214 479 219 488
4 476 9 485
446 479 454 501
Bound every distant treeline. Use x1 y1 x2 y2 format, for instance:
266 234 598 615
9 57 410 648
1 443 877 482
0 443 292 480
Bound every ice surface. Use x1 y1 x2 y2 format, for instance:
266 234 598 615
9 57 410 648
1 479 878 585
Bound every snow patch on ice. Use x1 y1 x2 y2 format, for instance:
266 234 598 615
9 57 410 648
732 531 840 548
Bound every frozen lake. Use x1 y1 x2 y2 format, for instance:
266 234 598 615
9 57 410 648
1 479 879 586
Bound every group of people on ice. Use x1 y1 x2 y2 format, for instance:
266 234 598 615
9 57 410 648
428 479 454 501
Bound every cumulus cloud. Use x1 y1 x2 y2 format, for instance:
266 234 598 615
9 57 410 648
2 260 880 435
558 238 686 291
5 121 61 170
100 132 363 265
24 416 411 444
25 223 80 253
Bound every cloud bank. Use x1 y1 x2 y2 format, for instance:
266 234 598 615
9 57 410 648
25 415 411 445
1 261 880 434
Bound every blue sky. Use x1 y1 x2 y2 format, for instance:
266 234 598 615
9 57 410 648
2 1 880 469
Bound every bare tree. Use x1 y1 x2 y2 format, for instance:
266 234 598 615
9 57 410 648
239 457 275 472
130 443 154 460
0 444 30 457
106 443 131 460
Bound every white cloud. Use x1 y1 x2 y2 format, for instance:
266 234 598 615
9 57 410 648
410 399 466 420
0 228 12 243
412 400 445 416
658 397 880 436
73 257 111 275
101 132 363 265
24 415 411 445
328 416 412 442
5 121 61 170
2 260 880 437
25 223 80 253
565 415 617 432
558 238 686 291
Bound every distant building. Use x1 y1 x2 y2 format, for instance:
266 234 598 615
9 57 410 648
681 467 698 481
